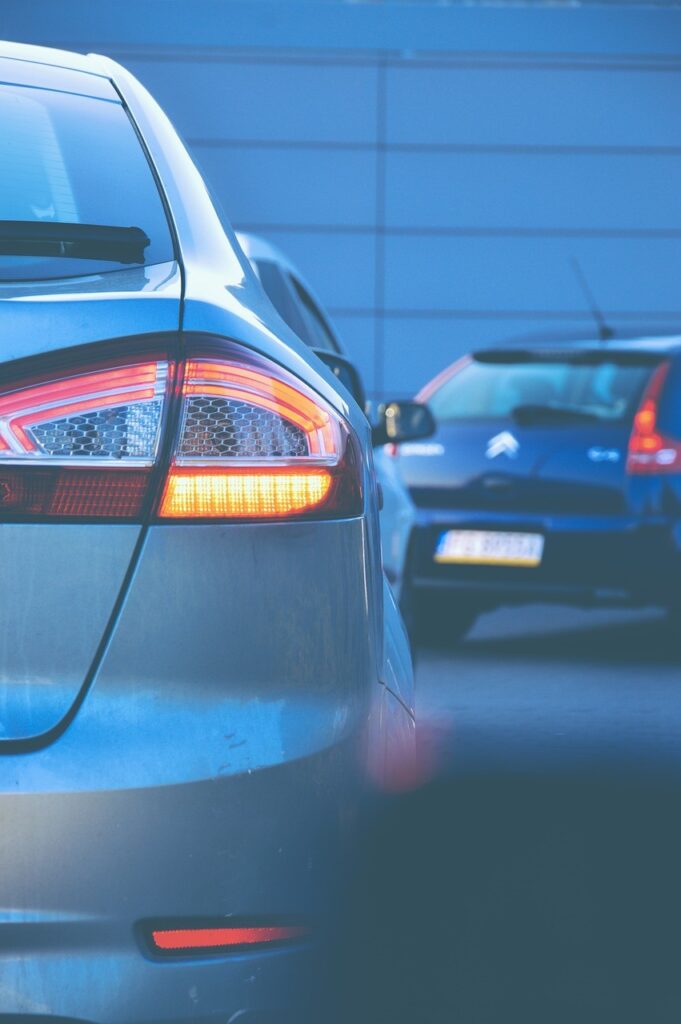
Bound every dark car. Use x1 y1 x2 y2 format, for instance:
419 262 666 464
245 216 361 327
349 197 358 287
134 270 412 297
396 338 681 641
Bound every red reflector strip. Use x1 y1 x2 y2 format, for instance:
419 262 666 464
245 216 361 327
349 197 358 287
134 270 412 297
151 925 308 952
0 468 150 518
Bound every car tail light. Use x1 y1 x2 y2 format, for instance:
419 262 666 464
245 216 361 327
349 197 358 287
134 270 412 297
149 923 308 955
158 345 362 519
627 362 681 475
0 338 362 521
0 353 171 518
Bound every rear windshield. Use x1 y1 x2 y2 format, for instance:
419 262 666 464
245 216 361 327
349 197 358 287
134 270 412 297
428 356 655 425
0 83 174 281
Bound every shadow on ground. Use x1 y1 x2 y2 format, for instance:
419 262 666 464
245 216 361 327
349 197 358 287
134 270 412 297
457 605 680 667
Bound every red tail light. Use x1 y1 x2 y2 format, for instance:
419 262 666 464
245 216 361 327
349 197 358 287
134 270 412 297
150 923 308 955
627 362 681 475
0 338 363 521
0 351 171 518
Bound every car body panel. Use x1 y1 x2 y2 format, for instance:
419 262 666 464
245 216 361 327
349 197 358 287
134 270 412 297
373 444 415 599
0 525 140 742
0 523 398 1021
404 420 635 517
0 521 377 792
381 576 414 716
0 753 353 1022
0 261 181 362
0 42 413 1021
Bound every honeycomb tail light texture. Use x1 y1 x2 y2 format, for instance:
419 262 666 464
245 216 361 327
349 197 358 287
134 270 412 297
0 351 171 519
158 345 362 520
0 339 363 522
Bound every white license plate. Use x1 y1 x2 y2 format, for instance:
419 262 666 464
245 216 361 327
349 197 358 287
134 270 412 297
434 530 545 567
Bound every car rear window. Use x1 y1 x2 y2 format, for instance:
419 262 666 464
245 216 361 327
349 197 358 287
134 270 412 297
428 355 655 425
0 82 174 281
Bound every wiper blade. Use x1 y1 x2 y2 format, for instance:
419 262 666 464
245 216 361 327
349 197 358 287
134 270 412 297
0 221 150 265
511 403 603 425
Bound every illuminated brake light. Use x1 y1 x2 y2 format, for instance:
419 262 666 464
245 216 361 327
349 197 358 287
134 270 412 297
158 347 361 520
160 468 332 518
0 339 362 522
627 362 681 475
151 924 308 953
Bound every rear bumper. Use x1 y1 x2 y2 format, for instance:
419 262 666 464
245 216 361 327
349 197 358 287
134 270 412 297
0 741 366 1023
410 509 681 608
0 519 412 1021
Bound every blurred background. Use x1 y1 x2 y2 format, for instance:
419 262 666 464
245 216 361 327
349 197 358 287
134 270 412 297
5 0 681 402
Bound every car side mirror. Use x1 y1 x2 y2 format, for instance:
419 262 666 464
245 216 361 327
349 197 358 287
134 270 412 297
313 350 367 410
371 400 436 448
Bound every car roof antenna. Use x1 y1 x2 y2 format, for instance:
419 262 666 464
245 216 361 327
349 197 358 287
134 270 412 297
570 257 614 343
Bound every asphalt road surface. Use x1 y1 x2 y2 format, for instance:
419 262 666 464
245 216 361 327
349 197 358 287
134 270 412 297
415 604 681 768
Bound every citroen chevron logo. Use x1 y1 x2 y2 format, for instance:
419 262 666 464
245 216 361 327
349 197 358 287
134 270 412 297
485 431 520 460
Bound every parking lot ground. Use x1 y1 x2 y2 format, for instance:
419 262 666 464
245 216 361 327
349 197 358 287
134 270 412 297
415 605 681 768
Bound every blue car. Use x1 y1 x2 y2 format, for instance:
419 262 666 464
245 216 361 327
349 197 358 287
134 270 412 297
0 41 416 1022
397 339 681 642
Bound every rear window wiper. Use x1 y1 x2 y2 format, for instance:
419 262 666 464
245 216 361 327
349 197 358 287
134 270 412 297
510 403 604 425
0 221 150 265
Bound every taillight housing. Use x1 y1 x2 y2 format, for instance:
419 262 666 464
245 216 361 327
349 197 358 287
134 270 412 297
627 362 681 475
0 337 363 521
159 343 362 520
0 347 172 518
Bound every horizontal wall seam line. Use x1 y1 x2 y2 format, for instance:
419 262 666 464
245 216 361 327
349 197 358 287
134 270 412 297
104 48 681 72
233 223 681 239
326 309 681 321
190 139 681 156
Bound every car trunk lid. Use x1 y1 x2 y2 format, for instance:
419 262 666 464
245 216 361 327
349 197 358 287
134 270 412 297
0 264 181 743
403 348 664 517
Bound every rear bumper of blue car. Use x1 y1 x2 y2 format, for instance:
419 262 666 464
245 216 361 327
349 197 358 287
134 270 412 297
410 509 681 608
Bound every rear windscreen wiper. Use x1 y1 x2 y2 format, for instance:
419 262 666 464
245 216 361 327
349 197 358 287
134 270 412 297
0 221 150 265
511 403 603 425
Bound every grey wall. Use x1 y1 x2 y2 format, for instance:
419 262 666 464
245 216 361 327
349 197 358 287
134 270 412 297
4 1 681 398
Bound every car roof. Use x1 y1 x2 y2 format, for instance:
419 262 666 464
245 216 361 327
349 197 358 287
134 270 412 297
0 41 118 101
474 335 681 361
571 336 681 355
0 40 107 77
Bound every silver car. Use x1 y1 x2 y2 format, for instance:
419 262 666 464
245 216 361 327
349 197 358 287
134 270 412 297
0 41 415 1022
236 231 427 604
